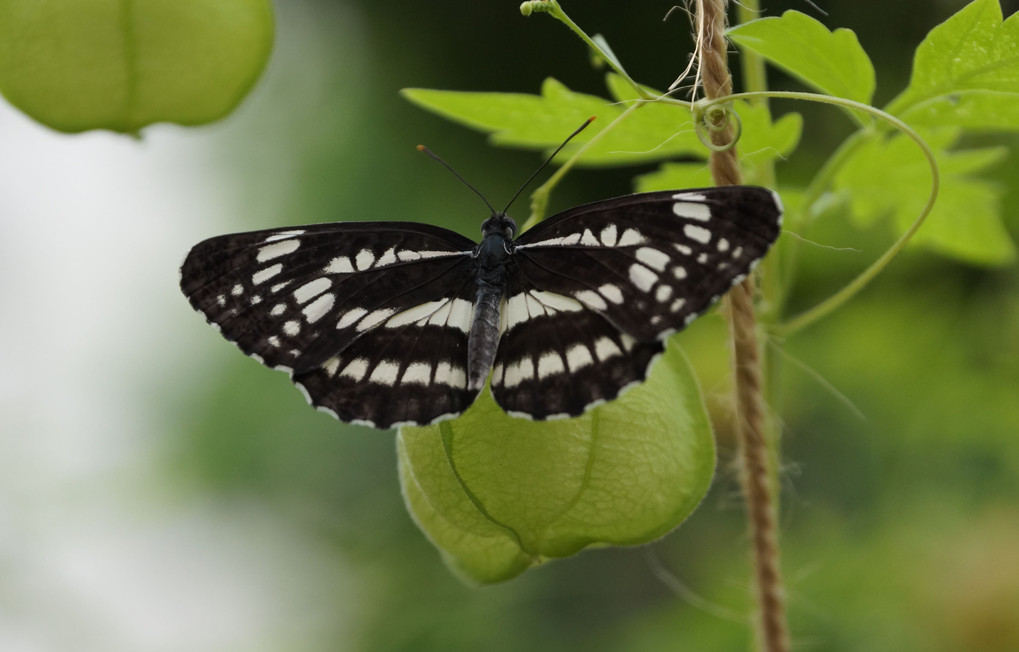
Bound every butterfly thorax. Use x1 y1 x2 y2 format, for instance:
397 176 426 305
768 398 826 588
467 212 517 391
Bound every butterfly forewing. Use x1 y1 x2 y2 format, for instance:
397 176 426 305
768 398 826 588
513 187 781 341
181 221 479 426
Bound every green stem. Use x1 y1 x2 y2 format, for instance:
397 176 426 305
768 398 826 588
522 0 650 100
521 101 643 231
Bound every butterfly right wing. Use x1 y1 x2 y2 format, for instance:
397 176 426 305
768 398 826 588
180 221 482 428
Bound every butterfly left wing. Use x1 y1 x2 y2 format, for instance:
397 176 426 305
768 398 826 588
490 186 782 419
180 221 482 428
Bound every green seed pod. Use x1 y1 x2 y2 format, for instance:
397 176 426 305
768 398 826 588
0 0 273 134
398 344 716 584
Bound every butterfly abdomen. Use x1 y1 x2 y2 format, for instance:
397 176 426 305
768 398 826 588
467 221 514 390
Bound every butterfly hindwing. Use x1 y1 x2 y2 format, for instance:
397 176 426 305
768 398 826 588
291 281 481 428
490 277 664 419
181 221 480 426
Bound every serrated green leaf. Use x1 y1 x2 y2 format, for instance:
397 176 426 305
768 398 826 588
728 10 875 103
897 89 1019 131
0 0 273 134
834 130 1016 266
397 345 715 584
404 76 802 168
889 0 1019 131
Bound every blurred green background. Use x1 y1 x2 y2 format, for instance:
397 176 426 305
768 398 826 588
1 0 1017 650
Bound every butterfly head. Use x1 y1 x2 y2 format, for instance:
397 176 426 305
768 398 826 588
481 212 517 241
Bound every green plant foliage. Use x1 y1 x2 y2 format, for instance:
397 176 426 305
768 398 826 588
403 75 801 168
728 10 876 104
397 345 715 584
0 0 273 134
835 129 1015 265
887 0 1019 131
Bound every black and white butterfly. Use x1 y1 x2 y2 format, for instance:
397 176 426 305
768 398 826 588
180 184 781 429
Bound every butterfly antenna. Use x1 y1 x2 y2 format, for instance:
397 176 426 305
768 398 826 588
417 144 497 215
500 116 596 214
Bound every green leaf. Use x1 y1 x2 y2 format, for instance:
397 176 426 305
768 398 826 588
728 10 875 104
0 0 273 134
635 163 714 192
397 345 716 584
888 0 1019 131
834 130 1016 266
404 76 802 168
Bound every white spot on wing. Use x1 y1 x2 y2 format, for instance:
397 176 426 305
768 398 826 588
340 358 369 381
671 191 707 202
323 357 341 377
283 320 301 336
629 263 658 292
670 297 687 313
537 351 565 378
655 285 673 303
397 250 421 261
302 293 335 323
402 362 432 385
385 299 447 328
355 249 375 271
673 243 693 256
369 361 400 385
231 284 244 296
672 201 712 222
599 224 618 247
524 293 546 318
503 357 535 389
635 247 670 271
531 290 583 313
376 247 397 267
252 264 282 285
426 301 453 326
434 362 466 388
293 277 332 304
565 344 594 371
506 293 528 330
257 239 300 262
617 228 644 247
673 266 688 280
580 229 600 246
337 307 367 329
447 298 474 334
598 284 624 304
684 224 712 244
594 337 622 361
357 308 396 331
717 237 730 252
263 230 305 243
324 256 354 274
574 289 607 311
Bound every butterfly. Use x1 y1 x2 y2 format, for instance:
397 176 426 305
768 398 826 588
180 182 781 429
